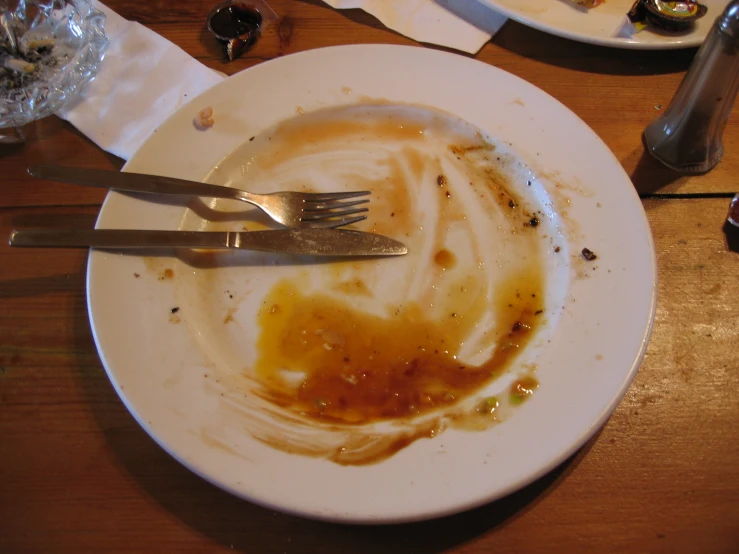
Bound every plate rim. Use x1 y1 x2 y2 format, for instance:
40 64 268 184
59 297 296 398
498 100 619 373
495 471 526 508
481 0 716 50
87 44 659 523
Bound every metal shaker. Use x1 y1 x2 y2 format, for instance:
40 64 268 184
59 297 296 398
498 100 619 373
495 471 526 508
643 1 739 173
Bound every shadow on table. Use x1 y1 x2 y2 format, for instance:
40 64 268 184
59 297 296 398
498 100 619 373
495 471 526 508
297 0 697 76
72 290 598 554
64 124 127 170
491 21 697 76
724 221 739 253
626 149 686 196
9 212 99 228
0 117 124 168
0 141 25 159
0 213 94 299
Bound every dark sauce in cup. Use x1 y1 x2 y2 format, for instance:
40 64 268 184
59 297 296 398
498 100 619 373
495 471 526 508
209 3 263 39
207 1 264 59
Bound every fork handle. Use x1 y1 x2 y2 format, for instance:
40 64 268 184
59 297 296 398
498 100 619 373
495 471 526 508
28 164 248 201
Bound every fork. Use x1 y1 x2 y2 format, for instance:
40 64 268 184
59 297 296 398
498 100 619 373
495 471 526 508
28 165 370 229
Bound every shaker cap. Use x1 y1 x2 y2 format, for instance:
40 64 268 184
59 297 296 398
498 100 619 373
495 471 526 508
719 1 739 38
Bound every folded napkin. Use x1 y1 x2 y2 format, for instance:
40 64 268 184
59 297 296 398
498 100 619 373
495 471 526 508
321 0 507 54
58 2 224 160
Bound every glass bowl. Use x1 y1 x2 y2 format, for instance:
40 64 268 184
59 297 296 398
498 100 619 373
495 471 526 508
0 0 108 129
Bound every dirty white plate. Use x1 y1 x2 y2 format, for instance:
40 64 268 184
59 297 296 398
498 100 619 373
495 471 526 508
87 45 656 523
483 0 728 49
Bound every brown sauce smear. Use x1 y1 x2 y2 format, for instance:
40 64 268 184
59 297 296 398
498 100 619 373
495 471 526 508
256 117 426 171
367 151 415 237
332 278 373 297
434 248 457 270
255 267 543 425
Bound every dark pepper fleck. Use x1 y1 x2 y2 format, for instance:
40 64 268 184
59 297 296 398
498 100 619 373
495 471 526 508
171 307 180 314
582 248 597 261
529 217 539 227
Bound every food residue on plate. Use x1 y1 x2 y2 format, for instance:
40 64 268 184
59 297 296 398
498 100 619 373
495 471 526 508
254 270 543 424
570 0 604 7
183 103 572 464
194 106 215 130
581 247 597 261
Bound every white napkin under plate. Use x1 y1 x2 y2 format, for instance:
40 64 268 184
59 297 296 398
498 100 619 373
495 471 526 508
321 0 507 54
58 1 224 160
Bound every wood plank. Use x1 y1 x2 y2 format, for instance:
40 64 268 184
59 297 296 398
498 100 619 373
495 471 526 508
1 198 737 552
1 0 738 550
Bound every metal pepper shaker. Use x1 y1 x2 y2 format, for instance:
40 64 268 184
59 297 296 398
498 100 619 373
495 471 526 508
643 1 739 173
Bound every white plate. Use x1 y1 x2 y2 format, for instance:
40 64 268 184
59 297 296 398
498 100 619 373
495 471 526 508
483 0 728 49
88 45 656 523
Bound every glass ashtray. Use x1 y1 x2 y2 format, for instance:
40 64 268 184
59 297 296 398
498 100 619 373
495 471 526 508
0 0 108 129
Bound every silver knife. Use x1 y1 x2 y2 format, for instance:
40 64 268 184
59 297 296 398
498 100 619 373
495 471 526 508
8 228 408 257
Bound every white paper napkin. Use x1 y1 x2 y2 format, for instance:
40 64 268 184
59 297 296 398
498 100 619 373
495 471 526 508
321 0 507 54
58 2 224 160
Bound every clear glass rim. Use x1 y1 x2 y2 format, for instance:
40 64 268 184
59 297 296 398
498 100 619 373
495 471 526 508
0 0 109 128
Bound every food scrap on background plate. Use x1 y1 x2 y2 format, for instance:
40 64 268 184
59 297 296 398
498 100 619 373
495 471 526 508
570 0 605 7
628 0 708 32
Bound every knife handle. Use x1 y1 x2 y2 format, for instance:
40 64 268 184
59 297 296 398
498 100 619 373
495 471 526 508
8 229 227 249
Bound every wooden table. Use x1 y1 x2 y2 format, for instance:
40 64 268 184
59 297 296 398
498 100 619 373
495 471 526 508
2 1 738 552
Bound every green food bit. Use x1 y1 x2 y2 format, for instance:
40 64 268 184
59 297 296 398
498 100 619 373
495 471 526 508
477 396 499 414
510 394 525 405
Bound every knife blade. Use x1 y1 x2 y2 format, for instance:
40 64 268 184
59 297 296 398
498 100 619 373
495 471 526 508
8 228 408 257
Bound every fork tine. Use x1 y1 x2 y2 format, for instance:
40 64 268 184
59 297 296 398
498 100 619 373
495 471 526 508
301 215 368 229
303 198 370 212
301 207 369 221
305 190 371 201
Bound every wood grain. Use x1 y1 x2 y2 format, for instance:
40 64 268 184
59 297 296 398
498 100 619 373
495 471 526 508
2 199 737 553
1 0 738 552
